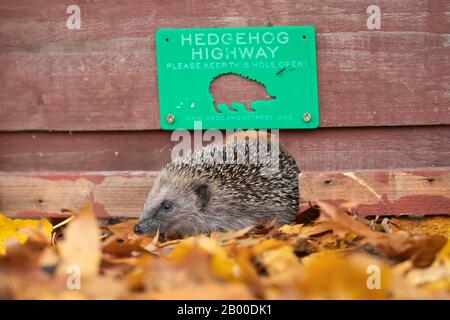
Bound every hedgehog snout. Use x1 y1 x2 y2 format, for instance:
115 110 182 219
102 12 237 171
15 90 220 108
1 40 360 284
134 218 161 235
134 207 161 234
134 223 144 235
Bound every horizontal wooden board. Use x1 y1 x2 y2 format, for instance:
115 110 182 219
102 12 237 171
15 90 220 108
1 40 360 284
0 0 449 130
0 171 158 218
1 168 449 218
300 169 450 216
1 126 449 172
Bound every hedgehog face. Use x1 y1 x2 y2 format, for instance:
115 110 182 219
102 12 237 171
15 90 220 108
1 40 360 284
134 175 211 238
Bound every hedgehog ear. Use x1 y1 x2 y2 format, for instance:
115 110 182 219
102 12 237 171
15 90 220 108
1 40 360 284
193 183 210 209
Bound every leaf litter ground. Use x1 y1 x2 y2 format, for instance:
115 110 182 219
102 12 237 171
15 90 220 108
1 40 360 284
0 201 449 299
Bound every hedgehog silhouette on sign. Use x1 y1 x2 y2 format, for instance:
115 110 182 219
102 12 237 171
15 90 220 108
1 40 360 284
209 73 275 113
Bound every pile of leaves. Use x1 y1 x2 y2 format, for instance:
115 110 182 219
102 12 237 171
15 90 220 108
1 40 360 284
0 201 449 299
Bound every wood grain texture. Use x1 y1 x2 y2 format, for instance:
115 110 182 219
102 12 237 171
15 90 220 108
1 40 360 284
300 169 450 216
0 0 449 130
1 168 449 218
0 171 158 218
1 126 449 172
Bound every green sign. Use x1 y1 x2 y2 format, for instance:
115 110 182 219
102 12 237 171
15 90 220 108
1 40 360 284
156 26 319 130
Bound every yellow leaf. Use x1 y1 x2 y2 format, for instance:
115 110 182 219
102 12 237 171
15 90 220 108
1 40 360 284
278 224 303 234
0 214 52 255
299 251 390 299
390 216 450 238
257 245 302 284
252 239 286 255
172 236 239 281
142 282 254 300
436 239 450 261
57 202 101 279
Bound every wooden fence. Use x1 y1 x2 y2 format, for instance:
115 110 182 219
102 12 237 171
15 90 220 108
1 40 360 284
0 0 449 217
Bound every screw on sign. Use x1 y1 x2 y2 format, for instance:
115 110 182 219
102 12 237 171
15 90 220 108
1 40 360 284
303 113 312 122
166 114 175 124
209 73 275 113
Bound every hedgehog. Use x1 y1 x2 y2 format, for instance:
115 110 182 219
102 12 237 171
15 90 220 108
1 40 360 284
134 131 299 238
209 72 275 113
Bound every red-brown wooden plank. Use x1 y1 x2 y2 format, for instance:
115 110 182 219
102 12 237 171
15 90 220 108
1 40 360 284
0 0 449 130
300 169 450 216
1 168 449 218
1 126 449 172
0 171 158 218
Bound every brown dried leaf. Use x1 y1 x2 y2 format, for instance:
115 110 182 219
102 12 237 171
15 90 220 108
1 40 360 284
316 201 447 267
295 204 320 224
210 226 254 243
390 216 450 238
102 234 142 257
106 219 139 239
57 201 101 278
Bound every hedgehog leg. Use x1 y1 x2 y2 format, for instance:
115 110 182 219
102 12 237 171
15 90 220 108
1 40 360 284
244 102 256 112
227 103 237 112
214 101 222 113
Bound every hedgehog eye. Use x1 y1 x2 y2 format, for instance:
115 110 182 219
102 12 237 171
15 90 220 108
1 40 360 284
161 201 173 212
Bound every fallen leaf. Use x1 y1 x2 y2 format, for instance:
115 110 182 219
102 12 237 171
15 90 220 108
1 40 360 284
57 202 101 279
141 229 160 253
210 226 253 243
172 237 240 281
142 282 254 300
256 245 302 284
1 200 449 300
316 201 447 267
295 204 320 224
298 251 390 299
102 234 142 257
390 216 450 238
0 214 52 255
106 219 139 239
